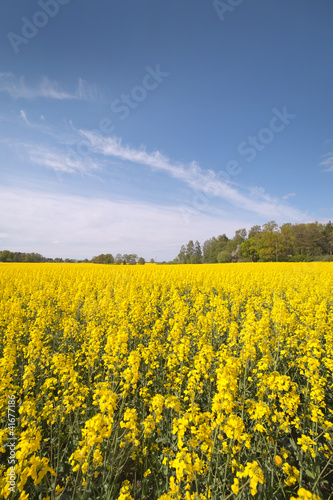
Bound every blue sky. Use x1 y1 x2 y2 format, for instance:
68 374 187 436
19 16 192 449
0 0 332 260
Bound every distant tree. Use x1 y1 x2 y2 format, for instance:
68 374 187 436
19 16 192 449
292 222 324 257
92 254 105 264
0 250 49 262
186 240 195 263
178 245 187 264
91 253 114 264
24 253 31 263
104 254 114 264
115 253 123 264
234 228 247 245
279 223 295 260
122 254 138 265
150 258 155 263
223 229 247 260
193 240 203 264
248 225 261 239
217 250 232 263
257 221 280 261
138 257 145 265
0 250 11 262
203 237 216 262
322 221 333 256
128 254 138 265
240 239 259 262
203 234 229 263
25 252 46 263
13 252 22 262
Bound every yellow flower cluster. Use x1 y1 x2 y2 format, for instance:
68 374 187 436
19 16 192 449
291 487 322 500
0 262 332 499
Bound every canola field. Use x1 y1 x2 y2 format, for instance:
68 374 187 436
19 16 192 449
0 263 333 500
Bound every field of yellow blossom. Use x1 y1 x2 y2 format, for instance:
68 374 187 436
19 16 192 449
0 262 332 500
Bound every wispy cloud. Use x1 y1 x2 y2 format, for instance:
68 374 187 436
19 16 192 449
19 109 30 126
0 73 98 101
28 145 100 174
4 139 100 175
283 192 296 200
319 153 333 172
76 78 100 101
79 130 307 221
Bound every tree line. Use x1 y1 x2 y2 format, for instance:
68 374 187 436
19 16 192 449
0 251 149 265
1 220 332 264
176 220 333 263
91 253 148 265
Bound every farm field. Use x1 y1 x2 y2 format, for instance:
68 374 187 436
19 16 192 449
0 263 333 500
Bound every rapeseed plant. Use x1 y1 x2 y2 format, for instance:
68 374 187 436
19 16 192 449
0 262 332 498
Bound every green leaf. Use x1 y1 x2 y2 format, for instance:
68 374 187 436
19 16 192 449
290 438 297 451
305 469 315 479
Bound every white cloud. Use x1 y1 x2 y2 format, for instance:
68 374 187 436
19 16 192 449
28 145 100 174
283 192 296 200
0 73 98 101
320 153 333 172
4 137 100 175
0 111 308 225
79 131 307 222
76 78 100 101
0 187 249 260
19 109 30 126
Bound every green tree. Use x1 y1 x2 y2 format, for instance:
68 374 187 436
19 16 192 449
292 222 324 258
240 239 259 262
279 223 295 260
322 221 333 256
125 254 138 265
217 250 232 263
248 225 261 239
115 253 123 264
203 234 229 263
186 240 195 263
0 250 11 262
234 228 247 245
203 237 217 262
192 240 202 264
225 228 247 260
92 254 106 264
257 221 280 261
104 254 114 264
178 245 187 264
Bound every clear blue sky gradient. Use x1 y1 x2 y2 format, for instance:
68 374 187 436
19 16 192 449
0 0 332 260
